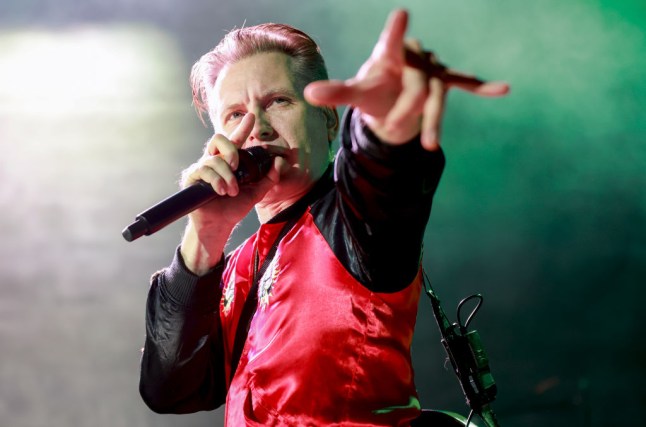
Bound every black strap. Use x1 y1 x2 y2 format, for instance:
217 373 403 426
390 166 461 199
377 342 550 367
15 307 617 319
229 214 301 381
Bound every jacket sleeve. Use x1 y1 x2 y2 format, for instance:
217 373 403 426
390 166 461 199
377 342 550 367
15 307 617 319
139 247 227 413
331 108 445 292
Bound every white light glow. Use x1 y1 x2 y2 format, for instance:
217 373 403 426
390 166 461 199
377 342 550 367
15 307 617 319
0 26 185 116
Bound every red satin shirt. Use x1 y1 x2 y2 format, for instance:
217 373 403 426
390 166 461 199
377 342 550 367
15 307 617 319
219 208 422 426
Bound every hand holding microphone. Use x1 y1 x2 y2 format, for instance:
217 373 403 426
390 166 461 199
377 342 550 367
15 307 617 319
123 113 285 242
122 146 279 241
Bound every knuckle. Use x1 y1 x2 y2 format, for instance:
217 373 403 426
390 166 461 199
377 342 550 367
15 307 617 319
219 145 237 162
205 133 228 155
180 164 200 187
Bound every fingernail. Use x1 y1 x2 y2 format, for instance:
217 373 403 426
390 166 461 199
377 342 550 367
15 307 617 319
422 129 435 145
230 182 239 197
422 130 439 150
216 182 226 196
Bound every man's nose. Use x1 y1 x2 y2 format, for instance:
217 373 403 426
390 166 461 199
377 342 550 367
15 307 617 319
249 111 278 142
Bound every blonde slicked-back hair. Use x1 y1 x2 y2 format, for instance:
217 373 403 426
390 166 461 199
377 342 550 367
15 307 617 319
190 23 330 125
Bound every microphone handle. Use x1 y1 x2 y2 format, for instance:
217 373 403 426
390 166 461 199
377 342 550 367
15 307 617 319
122 147 273 242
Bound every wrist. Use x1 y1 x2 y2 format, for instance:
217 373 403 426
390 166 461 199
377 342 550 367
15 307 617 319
180 220 230 276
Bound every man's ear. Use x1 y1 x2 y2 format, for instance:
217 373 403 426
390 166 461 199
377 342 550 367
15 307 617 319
323 107 339 143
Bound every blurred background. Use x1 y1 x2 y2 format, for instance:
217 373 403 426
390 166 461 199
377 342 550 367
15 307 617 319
0 0 644 426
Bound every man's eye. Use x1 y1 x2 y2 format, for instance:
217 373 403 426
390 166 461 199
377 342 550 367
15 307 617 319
271 97 290 106
229 111 244 120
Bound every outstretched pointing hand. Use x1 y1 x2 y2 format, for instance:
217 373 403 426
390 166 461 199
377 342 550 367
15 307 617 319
305 9 509 151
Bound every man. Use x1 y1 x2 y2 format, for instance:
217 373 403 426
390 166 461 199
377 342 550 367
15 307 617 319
139 9 508 426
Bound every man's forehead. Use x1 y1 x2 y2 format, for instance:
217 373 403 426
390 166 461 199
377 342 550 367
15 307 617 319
210 52 300 106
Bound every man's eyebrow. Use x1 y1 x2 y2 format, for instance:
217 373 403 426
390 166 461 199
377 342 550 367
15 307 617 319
219 101 244 117
263 87 300 99
218 87 301 119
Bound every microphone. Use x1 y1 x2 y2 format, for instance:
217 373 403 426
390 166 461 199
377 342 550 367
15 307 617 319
122 146 275 242
423 274 500 427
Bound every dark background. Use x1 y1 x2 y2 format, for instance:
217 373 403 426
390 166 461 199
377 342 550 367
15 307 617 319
0 1 644 426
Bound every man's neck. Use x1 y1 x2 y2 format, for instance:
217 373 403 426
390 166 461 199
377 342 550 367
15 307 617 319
255 163 332 223
256 198 303 224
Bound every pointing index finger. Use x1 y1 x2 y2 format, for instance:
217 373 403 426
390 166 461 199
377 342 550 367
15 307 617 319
207 113 256 171
229 113 256 146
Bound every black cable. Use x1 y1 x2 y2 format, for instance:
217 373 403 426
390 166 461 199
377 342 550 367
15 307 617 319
457 294 483 332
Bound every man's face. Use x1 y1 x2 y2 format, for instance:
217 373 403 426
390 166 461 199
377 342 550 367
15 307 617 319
209 51 335 190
